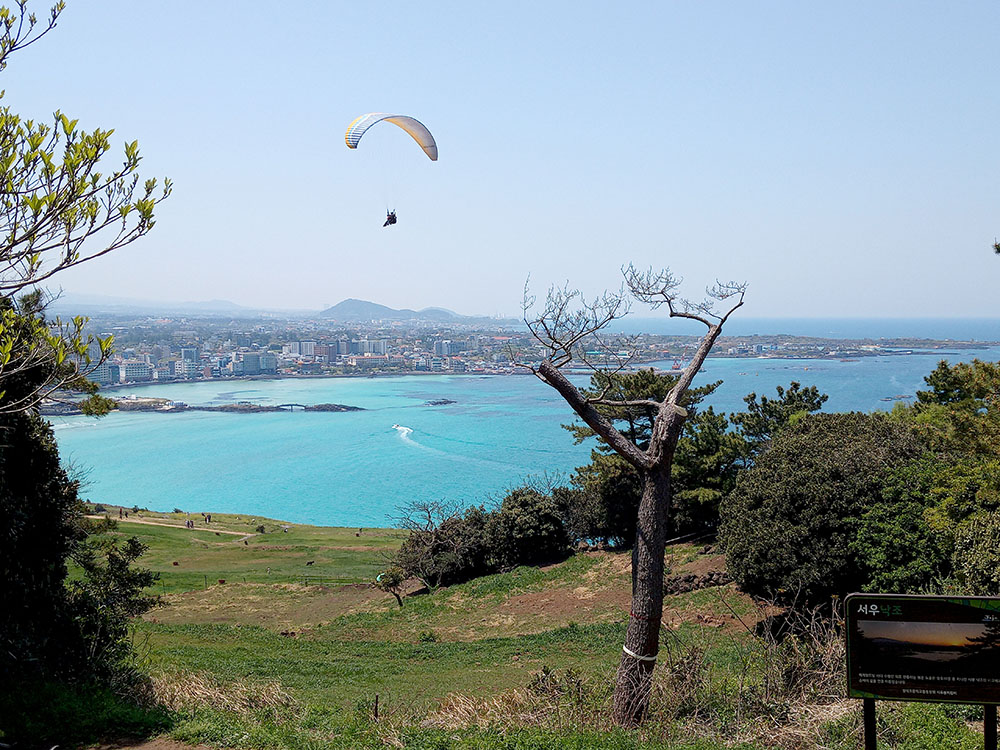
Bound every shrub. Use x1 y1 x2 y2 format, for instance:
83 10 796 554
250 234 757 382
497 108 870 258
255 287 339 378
394 501 491 590
63 535 158 684
1 411 87 680
852 500 947 593
720 412 923 603
549 485 606 547
569 453 642 545
1 410 157 692
486 488 570 568
953 512 1000 594
374 566 406 607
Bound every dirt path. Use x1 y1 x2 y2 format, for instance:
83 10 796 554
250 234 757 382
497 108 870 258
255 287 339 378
86 515 254 537
99 739 208 750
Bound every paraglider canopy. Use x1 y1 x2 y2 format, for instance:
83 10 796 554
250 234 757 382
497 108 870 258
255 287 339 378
345 113 438 161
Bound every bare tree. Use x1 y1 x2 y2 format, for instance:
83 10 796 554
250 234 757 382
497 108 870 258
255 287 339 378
391 499 488 591
519 265 746 726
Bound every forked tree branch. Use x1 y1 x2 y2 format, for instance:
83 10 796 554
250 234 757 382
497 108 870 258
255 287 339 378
522 279 630 369
523 265 747 472
536 359 653 471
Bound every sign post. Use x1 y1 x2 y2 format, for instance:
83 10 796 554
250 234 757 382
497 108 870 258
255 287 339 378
846 593 1000 749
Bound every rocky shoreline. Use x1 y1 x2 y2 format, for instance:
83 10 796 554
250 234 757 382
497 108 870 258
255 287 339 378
42 398 364 416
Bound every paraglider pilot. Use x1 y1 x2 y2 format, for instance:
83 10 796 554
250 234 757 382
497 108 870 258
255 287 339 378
383 210 397 227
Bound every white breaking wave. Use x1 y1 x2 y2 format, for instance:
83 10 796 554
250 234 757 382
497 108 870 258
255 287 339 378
392 424 414 439
391 422 519 470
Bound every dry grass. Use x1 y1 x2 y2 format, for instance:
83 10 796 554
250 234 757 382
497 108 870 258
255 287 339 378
425 666 612 731
422 596 853 749
152 670 296 718
772 700 860 750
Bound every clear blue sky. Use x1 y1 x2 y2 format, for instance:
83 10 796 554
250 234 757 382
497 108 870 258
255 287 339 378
6 1 998 317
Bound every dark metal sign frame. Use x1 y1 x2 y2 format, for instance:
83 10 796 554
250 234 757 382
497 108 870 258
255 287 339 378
846 593 1000 749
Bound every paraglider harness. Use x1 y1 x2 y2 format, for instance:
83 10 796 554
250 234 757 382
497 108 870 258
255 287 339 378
383 210 397 227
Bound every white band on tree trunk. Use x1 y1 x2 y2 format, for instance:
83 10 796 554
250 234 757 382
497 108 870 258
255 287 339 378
622 645 658 662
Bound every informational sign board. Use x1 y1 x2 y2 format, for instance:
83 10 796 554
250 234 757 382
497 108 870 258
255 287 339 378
846 593 1000 704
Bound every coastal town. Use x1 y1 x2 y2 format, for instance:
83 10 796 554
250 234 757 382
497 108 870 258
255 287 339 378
57 300 995 394
65 305 997 391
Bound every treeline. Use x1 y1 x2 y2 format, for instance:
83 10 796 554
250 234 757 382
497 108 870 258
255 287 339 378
381 360 1000 607
723 358 1000 604
1 297 159 695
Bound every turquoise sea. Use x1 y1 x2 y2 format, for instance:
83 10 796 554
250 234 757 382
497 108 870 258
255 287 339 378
51 346 1000 527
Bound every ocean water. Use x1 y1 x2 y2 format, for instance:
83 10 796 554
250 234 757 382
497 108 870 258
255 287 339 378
615 317 1000 341
51 345 1000 527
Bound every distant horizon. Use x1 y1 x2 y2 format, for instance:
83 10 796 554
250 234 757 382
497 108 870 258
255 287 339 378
6 2 998 317
45 291 1000 324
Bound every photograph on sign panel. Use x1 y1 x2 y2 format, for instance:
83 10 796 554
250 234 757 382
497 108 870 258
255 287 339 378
856 619 1000 675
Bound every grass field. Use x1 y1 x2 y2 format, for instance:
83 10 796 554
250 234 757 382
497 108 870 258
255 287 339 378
51 509 986 750
87 507 405 594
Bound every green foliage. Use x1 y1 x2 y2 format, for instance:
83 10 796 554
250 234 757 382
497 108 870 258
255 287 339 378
0 148 156 696
722 360 1000 601
729 381 828 458
953 512 1000 594
0 1 169 414
563 368 720 450
564 369 743 543
393 487 574 590
549 484 607 545
720 412 923 603
853 501 946 593
64 534 158 682
0 406 84 678
0 405 157 686
671 406 744 533
394 501 492 590
569 451 642 544
375 565 406 607
910 359 1000 456
487 488 570 568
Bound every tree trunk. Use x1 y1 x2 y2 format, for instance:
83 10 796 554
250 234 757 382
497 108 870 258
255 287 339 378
611 465 671 726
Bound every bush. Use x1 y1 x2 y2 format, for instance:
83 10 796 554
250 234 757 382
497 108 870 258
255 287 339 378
569 453 642 546
374 566 406 607
720 412 923 603
63 535 158 684
1 410 157 728
853 501 946 593
549 485 607 547
953 512 1000 594
392 487 573 590
487 488 570 568
1 411 86 680
394 502 491 590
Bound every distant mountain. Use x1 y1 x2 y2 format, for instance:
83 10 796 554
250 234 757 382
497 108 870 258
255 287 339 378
319 298 464 322
318 299 521 326
46 292 521 325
